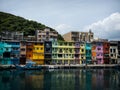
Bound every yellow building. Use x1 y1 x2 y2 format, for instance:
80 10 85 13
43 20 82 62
80 42 86 64
52 41 75 64
32 42 44 65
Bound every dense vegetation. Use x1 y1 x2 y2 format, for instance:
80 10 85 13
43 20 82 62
0 11 64 41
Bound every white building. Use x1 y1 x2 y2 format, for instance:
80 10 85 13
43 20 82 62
35 28 58 41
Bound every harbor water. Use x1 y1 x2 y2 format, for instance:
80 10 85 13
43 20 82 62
0 69 120 90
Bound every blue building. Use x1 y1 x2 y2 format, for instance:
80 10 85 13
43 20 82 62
44 41 52 64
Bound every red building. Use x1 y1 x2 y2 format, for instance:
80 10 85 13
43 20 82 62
103 42 110 64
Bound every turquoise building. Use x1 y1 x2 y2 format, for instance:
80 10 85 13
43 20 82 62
0 42 4 64
2 42 12 64
85 42 92 64
0 41 20 65
6 41 20 64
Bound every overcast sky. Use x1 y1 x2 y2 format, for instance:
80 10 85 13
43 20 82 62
0 0 120 40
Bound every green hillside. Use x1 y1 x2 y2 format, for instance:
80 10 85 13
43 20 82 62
0 11 64 41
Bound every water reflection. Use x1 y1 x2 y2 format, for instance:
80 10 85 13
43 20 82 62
0 69 120 90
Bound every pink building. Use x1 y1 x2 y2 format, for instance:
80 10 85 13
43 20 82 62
96 42 103 64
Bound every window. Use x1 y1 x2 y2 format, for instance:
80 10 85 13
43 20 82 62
97 48 101 50
39 35 41 38
60 43 62 46
45 48 51 52
69 49 72 53
40 43 43 45
75 43 79 46
98 58 101 61
69 43 72 46
11 54 16 58
86 50 88 54
16 42 19 45
111 54 113 57
98 43 101 46
6 48 9 51
34 43 37 45
58 54 62 58
64 43 67 46
119 51 120 54
46 43 50 47
82 49 84 52
46 32 49 35
91 35 93 37
110 49 112 52
87 44 90 47
0 48 3 50
28 48 32 51
105 48 108 51
21 48 25 51
113 49 116 53
29 55 31 57
21 55 26 57
59 49 62 53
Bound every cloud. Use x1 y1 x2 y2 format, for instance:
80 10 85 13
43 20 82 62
84 12 120 40
54 24 77 35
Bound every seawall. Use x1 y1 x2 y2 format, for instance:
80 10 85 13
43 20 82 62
0 64 120 70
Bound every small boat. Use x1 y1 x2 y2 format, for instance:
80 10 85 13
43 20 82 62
15 60 42 70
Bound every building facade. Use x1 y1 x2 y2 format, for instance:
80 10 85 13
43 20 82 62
80 42 86 64
44 41 52 64
91 42 97 64
52 41 75 65
0 42 5 64
26 41 33 61
74 42 80 64
118 41 120 63
85 43 92 64
36 28 58 41
20 41 26 64
103 42 110 64
63 30 94 42
110 41 118 64
2 42 12 65
6 41 20 65
96 42 103 64
32 42 44 65
0 31 23 41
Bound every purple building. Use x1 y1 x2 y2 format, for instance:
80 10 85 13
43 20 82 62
96 42 103 64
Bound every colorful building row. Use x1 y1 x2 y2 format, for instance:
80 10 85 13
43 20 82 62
0 40 120 65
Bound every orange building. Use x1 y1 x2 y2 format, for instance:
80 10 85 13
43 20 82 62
92 42 97 64
26 41 33 60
